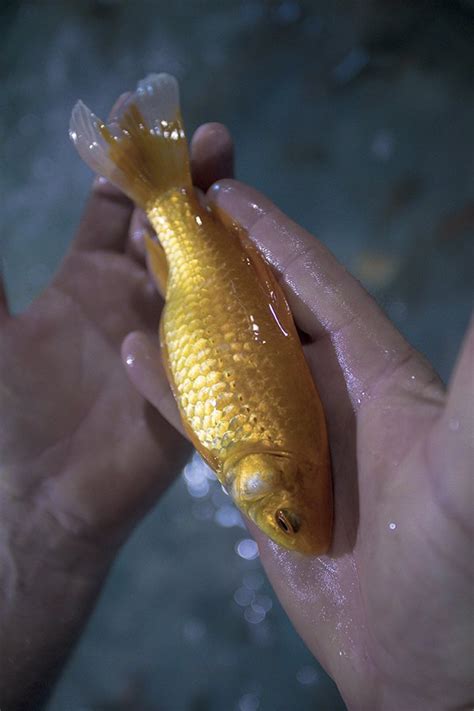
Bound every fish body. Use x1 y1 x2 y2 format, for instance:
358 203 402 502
70 74 333 554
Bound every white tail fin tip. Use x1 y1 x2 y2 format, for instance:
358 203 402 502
134 73 180 125
69 73 189 205
69 100 115 177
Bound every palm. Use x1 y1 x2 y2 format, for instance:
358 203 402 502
0 184 185 547
124 175 471 709
293 338 470 708
0 122 236 711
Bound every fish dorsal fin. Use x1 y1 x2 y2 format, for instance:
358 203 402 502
238 231 299 341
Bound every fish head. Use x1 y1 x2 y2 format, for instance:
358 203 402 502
229 452 323 554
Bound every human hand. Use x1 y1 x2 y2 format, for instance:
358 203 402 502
126 151 473 709
208 181 473 711
0 108 234 709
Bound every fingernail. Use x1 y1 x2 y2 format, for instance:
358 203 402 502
209 181 269 230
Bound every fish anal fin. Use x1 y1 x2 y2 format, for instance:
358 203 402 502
159 317 219 472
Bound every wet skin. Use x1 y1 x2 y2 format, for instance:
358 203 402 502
0 108 472 711
125 150 473 709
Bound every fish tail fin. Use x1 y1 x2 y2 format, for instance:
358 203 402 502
69 73 192 208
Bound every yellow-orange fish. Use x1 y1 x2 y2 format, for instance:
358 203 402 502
70 74 332 554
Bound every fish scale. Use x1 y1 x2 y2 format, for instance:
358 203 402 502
148 189 320 467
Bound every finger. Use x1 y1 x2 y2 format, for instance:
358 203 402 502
208 180 434 405
72 93 134 253
73 178 134 252
190 123 234 192
121 331 185 437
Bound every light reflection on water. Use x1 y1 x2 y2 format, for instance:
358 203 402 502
184 452 245 529
296 665 319 686
184 453 273 635
215 503 244 528
235 538 259 560
238 691 261 711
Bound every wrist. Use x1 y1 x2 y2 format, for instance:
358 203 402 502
0 492 114 710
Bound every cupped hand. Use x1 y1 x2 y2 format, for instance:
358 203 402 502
126 151 473 708
0 113 233 710
0 117 233 550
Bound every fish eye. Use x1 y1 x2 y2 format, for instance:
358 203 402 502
276 509 301 535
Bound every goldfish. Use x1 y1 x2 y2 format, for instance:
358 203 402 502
70 74 333 554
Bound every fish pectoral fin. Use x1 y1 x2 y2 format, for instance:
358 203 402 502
145 231 168 297
159 317 219 473
238 232 299 340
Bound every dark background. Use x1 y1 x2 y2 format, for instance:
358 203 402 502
1 1 473 709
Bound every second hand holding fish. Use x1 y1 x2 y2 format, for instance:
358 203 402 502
70 74 333 554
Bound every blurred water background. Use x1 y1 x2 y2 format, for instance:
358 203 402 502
1 1 473 709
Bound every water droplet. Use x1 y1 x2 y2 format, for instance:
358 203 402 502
235 538 259 560
389 522 397 531
296 665 319 685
